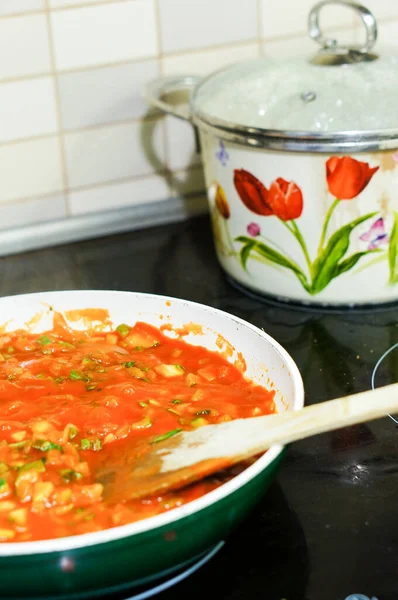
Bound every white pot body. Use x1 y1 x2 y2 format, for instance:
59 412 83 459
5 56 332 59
200 128 398 306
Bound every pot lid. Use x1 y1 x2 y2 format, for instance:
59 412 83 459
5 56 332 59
191 0 398 149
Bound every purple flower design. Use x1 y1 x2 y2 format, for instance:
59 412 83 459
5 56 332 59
247 222 261 237
359 217 389 250
215 140 229 166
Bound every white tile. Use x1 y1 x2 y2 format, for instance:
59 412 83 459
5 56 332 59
260 0 356 39
51 0 158 71
169 167 205 196
0 14 51 80
159 0 257 54
358 1 398 20
58 59 159 130
165 116 201 171
262 36 316 59
68 175 170 215
0 78 58 143
64 119 166 189
0 138 63 203
372 21 398 50
162 42 259 76
0 0 44 15
0 194 66 230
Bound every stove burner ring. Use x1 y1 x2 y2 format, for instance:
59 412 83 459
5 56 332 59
123 541 225 600
371 341 398 425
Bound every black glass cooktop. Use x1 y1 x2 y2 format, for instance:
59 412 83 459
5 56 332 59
2 214 397 600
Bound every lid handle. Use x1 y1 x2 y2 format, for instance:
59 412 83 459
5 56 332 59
308 0 377 56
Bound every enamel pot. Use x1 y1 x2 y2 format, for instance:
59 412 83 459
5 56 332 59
146 0 398 307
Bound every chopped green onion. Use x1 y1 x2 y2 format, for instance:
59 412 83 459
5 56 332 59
19 460 46 473
151 428 182 445
92 438 102 451
171 399 182 404
55 377 64 384
174 364 185 371
69 370 89 381
37 335 52 345
60 469 82 483
68 425 78 440
86 382 97 391
122 361 135 368
8 440 26 449
139 401 148 408
116 324 130 338
32 440 62 452
0 478 6 489
58 341 75 349
7 347 14 354
80 439 91 450
195 409 211 416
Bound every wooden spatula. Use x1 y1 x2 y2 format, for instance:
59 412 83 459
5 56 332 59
97 382 398 504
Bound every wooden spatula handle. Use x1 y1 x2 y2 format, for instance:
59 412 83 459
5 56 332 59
252 381 398 449
160 382 398 473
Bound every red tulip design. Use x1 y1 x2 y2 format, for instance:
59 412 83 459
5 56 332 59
267 177 303 221
326 156 379 200
233 169 272 216
234 170 303 222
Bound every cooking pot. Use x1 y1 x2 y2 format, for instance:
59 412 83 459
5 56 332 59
146 0 398 307
0 290 303 599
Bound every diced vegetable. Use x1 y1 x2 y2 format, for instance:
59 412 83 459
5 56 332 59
0 463 8 475
151 428 182 444
171 399 182 404
155 364 185 378
116 324 130 337
191 417 208 428
8 508 27 526
19 460 46 474
0 529 15 540
195 409 211 416
92 438 102 451
122 361 135 368
132 417 152 429
37 335 52 345
80 439 91 450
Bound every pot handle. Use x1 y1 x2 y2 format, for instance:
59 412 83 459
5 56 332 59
145 75 201 123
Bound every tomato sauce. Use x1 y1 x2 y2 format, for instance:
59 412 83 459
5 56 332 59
0 314 276 542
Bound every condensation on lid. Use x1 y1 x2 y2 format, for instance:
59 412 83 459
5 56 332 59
192 52 398 134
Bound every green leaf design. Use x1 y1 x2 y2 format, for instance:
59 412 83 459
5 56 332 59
336 250 380 277
388 210 398 284
312 212 377 294
239 240 256 271
235 236 310 292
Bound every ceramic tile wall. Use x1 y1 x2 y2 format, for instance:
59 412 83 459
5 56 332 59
0 0 397 235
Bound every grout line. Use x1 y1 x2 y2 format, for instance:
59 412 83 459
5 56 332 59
0 166 204 208
44 0 70 214
0 56 157 86
0 115 162 148
256 0 263 57
154 0 171 191
49 0 136 12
